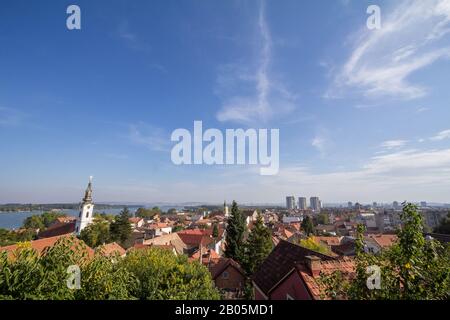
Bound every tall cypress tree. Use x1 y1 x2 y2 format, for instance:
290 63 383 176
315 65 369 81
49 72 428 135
301 216 315 236
224 201 246 262
242 213 273 275
110 207 132 245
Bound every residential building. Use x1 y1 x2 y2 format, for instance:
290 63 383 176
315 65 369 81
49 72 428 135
286 196 296 210
298 197 307 210
252 240 335 300
310 197 321 212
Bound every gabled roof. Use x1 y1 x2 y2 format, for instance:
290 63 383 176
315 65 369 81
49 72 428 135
97 242 126 257
366 234 397 248
297 258 355 299
252 240 335 296
210 258 246 280
37 221 76 239
0 234 94 258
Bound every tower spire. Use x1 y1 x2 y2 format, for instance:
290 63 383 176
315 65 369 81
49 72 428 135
82 176 93 203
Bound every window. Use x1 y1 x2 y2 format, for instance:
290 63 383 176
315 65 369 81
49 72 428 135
86 211 89 218
222 271 229 279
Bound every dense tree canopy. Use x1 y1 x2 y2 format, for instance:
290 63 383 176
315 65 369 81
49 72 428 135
299 237 331 255
242 213 273 275
23 212 65 230
79 217 111 248
0 236 220 300
224 201 246 262
301 216 315 236
135 207 161 219
0 228 36 247
434 212 450 234
119 248 220 300
110 207 132 245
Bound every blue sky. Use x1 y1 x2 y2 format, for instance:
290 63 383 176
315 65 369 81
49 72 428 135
1 0 450 204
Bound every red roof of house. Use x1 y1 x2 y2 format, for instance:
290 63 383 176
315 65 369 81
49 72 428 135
189 249 221 265
252 240 336 296
314 236 342 246
0 234 94 258
297 257 355 299
97 242 126 257
209 257 246 280
367 234 397 248
128 217 143 224
37 221 76 239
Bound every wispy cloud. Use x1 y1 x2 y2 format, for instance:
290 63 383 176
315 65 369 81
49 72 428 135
128 123 170 152
327 0 450 100
416 106 430 113
117 21 152 53
311 136 327 156
380 139 408 150
216 0 295 124
430 129 450 141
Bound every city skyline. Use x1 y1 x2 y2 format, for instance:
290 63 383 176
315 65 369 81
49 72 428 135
1 0 450 204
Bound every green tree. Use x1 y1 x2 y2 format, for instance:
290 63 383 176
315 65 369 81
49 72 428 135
22 215 44 230
212 223 219 238
299 237 331 255
315 213 330 225
79 218 111 248
0 228 36 246
0 236 136 300
135 207 157 219
322 203 450 300
110 207 132 245
301 216 315 236
242 213 273 274
434 212 450 234
224 201 246 262
119 247 220 300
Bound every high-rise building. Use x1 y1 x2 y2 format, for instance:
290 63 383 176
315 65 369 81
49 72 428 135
393 201 400 210
420 201 427 207
75 176 94 235
298 197 307 210
348 201 353 208
310 197 321 212
286 196 296 210
373 202 378 208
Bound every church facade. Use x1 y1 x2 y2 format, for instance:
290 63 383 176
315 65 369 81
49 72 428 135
75 177 94 235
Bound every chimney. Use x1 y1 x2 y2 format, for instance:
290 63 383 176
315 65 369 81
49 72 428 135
305 255 321 277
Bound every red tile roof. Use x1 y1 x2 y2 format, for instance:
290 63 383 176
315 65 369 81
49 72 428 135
37 221 76 239
367 234 397 248
97 242 126 257
252 240 336 296
297 257 355 299
210 258 246 280
0 234 94 258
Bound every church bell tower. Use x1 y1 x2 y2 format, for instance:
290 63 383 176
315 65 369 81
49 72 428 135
75 176 94 235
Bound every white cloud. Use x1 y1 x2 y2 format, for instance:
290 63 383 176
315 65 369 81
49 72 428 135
380 139 408 149
416 106 430 113
128 123 169 152
311 136 327 155
430 129 450 141
327 0 450 100
216 1 295 124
